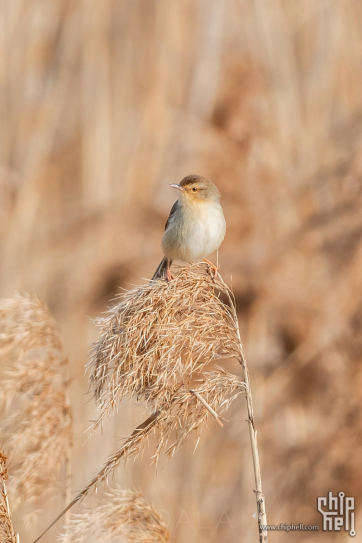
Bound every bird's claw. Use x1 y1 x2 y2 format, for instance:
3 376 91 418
166 269 175 282
203 259 218 281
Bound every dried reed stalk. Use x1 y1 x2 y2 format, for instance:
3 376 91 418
0 294 73 514
0 449 18 543
222 296 268 543
57 487 170 543
34 263 266 542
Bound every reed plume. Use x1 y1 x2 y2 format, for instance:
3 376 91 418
34 263 267 543
33 263 266 542
0 449 17 543
0 294 73 513
86 262 267 540
88 263 240 430
58 487 169 543
83 367 244 493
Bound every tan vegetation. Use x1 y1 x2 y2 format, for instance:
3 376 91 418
0 449 17 543
0 295 72 514
58 487 170 543
89 264 241 428
87 263 266 538
33 264 256 542
1 1 362 542
87 264 245 465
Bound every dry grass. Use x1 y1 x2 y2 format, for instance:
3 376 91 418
58 487 170 543
84 263 267 539
0 293 63 355
82 366 244 494
86 263 245 472
0 449 17 543
0 294 72 512
34 264 250 541
88 263 241 430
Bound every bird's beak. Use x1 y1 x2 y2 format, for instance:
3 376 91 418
170 183 185 192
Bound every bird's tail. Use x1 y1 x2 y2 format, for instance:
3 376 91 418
151 257 169 281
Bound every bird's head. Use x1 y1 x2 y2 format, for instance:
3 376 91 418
170 175 220 203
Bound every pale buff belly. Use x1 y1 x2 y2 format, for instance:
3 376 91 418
162 201 226 262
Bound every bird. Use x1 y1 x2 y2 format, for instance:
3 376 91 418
152 174 226 282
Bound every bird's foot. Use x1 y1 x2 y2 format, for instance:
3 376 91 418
166 269 175 282
203 259 218 280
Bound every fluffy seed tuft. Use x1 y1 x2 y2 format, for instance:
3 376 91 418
58 487 170 543
0 294 73 511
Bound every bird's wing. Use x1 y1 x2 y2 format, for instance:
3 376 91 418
165 200 179 231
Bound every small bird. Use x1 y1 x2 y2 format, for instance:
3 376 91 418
152 174 226 281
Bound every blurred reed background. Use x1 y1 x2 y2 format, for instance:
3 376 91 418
1 1 362 542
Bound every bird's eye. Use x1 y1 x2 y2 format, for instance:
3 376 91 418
192 187 197 192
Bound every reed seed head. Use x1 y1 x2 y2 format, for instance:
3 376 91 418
58 487 170 543
78 264 245 497
88 262 242 431
0 293 73 511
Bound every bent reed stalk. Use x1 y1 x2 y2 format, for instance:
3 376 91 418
33 263 267 542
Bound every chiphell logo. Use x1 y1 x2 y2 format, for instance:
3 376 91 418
317 492 356 537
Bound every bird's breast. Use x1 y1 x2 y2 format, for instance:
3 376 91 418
162 200 226 262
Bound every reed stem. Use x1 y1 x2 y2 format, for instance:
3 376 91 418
240 352 268 543
64 379 72 525
222 283 268 542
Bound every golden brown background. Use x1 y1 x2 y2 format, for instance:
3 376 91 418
1 1 362 541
